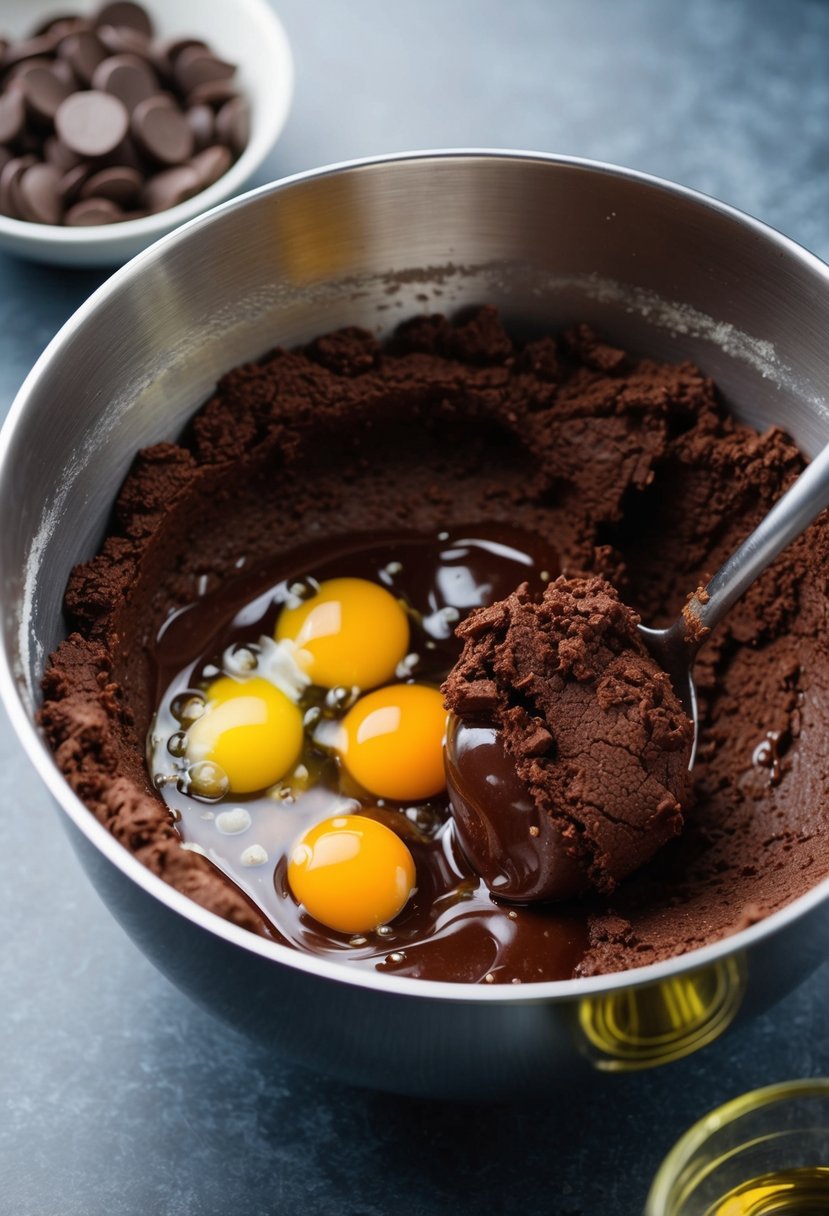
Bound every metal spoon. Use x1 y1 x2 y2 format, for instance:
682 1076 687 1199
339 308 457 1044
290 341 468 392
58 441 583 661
639 440 829 768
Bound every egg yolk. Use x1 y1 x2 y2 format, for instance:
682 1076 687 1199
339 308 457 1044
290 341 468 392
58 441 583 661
288 814 416 933
338 683 448 801
186 675 303 795
275 577 409 690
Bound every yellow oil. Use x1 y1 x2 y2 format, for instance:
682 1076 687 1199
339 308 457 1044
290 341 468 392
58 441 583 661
707 1166 829 1215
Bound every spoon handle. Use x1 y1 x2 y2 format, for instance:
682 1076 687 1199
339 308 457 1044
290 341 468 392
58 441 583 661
688 439 829 640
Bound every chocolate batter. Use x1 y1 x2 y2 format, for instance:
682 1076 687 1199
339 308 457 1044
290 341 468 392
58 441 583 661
39 307 829 981
443 576 693 901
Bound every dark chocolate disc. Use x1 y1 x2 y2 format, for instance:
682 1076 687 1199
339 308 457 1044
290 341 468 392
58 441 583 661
59 161 94 204
153 37 207 79
140 163 200 212
50 57 79 89
6 55 57 83
215 97 250 156
1 35 61 72
173 46 235 96
44 135 83 172
190 144 232 188
33 15 90 37
0 89 25 145
95 24 151 58
1 169 22 219
100 133 145 171
55 90 130 158
17 162 63 225
94 2 154 38
64 195 124 225
131 94 193 165
58 165 94 208
58 31 107 86
50 19 91 39
18 65 74 123
79 164 142 206
186 79 238 108
92 52 158 111
186 103 214 150
0 154 36 219
185 80 237 109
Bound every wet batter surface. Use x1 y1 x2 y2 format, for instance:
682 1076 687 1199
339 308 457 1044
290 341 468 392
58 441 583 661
149 524 587 982
39 308 829 981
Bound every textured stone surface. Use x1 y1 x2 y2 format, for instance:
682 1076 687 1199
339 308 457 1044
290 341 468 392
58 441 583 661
3 1 829 1213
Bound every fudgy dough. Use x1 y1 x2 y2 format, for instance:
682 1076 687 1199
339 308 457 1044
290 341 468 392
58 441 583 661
443 575 693 896
39 307 829 976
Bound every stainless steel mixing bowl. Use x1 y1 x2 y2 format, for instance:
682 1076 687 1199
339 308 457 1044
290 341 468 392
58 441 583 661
3 151 829 1101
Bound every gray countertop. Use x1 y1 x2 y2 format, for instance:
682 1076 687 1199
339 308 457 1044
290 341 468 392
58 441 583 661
2 2 829 1213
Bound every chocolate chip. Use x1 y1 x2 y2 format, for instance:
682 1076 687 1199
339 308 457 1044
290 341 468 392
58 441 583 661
58 31 107 86
186 103 214 150
59 161 94 203
92 53 158 111
151 36 206 67
94 2 154 39
215 97 249 157
186 79 238 108
79 164 142 206
64 195 124 224
95 25 151 59
33 15 90 38
56 90 129 158
190 144 231 189
6 55 57 84
131 94 193 165
17 65 74 124
50 57 79 89
43 134 83 171
100 133 144 171
17 161 63 224
140 163 200 212
0 154 36 219
173 46 235 96
1 35 61 72
0 88 25 145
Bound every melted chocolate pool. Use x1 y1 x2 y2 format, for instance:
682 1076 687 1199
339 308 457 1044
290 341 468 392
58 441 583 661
150 523 591 983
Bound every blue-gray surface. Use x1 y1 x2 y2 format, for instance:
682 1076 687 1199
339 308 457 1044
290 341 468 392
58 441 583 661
2 1 829 1213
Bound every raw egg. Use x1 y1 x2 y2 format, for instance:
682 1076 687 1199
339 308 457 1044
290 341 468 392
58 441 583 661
338 683 448 801
288 814 416 933
185 675 303 795
275 576 409 690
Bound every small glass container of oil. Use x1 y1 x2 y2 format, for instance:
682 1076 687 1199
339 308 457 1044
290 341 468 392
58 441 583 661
644 1079 829 1215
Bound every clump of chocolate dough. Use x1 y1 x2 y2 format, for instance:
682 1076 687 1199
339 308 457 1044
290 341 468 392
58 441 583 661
443 576 693 901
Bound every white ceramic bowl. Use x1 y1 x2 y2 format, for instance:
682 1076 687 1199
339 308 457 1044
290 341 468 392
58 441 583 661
0 0 293 266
